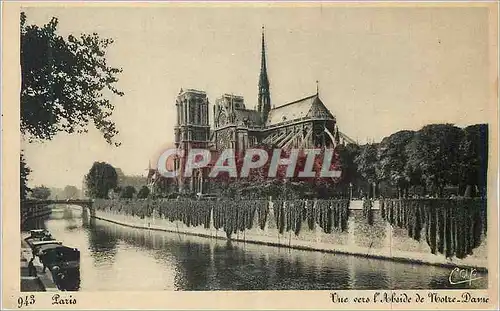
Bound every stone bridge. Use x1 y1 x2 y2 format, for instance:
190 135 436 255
21 199 95 226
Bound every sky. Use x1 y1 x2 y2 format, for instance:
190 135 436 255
21 4 494 189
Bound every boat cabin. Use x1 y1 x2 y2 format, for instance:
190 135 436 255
29 229 54 239
26 229 55 242
31 241 63 255
38 245 80 270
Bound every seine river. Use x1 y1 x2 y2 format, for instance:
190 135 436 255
24 206 488 291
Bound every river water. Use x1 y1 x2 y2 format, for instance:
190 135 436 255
24 206 488 291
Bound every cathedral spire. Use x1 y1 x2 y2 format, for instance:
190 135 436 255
260 26 268 81
258 26 271 123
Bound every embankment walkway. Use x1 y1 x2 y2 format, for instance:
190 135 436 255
20 237 58 292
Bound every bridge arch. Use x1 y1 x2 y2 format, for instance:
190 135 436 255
21 199 95 228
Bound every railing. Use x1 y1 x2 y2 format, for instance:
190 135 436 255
23 199 93 205
213 116 336 132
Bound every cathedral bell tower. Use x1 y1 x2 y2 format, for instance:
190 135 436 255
257 26 271 124
174 88 210 194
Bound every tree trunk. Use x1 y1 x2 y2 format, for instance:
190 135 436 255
370 182 376 199
464 185 472 198
438 185 444 198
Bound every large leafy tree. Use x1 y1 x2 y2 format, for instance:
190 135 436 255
136 186 150 199
84 162 118 199
20 12 123 144
377 130 415 198
405 124 464 197
31 185 51 200
63 185 79 199
20 12 123 200
354 143 379 197
336 143 361 186
120 186 137 199
458 124 488 197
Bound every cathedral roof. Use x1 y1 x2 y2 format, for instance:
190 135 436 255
266 94 334 126
234 109 262 127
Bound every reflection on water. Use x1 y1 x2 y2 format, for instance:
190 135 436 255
24 206 488 291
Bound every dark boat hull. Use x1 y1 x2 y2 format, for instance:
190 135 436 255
24 231 80 270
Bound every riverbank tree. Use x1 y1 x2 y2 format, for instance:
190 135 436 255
84 162 118 199
63 185 80 199
120 186 137 199
137 186 151 199
355 123 488 199
458 124 488 198
376 130 415 198
31 185 51 200
20 12 123 199
21 152 32 200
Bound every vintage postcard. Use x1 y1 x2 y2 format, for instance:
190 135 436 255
2 1 499 310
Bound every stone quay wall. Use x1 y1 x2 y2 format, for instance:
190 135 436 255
92 198 488 270
21 201 52 227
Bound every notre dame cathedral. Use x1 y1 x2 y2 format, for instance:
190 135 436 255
149 28 355 195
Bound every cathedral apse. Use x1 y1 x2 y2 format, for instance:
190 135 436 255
148 27 356 195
